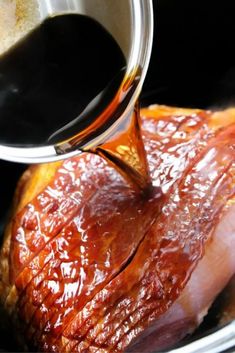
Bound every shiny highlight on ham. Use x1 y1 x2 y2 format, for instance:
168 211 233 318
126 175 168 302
0 105 235 352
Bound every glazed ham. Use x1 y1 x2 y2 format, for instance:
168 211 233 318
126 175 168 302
0 105 235 352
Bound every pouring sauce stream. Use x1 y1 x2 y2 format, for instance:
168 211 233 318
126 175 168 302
0 14 150 190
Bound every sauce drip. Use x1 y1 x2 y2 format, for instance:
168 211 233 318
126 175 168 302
0 14 150 190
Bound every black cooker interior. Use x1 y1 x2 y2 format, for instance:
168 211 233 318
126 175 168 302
142 0 235 109
1 0 235 351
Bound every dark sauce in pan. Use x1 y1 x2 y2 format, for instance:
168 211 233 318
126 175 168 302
0 14 150 190
0 14 126 146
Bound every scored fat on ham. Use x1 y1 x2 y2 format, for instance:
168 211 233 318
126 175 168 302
0 105 235 352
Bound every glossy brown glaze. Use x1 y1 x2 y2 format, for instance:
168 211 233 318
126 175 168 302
95 104 151 191
2 105 235 352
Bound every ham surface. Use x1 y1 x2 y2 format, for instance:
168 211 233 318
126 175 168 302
0 105 235 352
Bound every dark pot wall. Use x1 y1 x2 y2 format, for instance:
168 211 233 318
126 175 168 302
142 0 235 109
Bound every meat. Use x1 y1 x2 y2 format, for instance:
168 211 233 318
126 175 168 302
0 105 235 352
127 202 235 353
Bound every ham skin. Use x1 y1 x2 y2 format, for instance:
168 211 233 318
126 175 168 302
0 105 235 353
